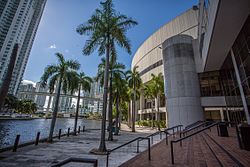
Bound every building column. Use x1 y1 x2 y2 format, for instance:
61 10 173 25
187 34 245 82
162 35 203 128
46 95 52 112
231 49 250 124
220 108 225 121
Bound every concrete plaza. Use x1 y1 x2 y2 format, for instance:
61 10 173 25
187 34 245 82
0 125 160 167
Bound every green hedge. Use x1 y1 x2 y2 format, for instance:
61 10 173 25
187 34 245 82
136 120 166 128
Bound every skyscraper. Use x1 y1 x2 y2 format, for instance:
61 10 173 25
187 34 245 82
0 0 46 95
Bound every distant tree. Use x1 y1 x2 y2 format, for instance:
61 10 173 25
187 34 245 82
40 53 80 142
150 73 164 130
126 66 142 132
4 94 18 112
70 72 92 135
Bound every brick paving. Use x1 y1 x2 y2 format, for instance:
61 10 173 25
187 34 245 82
120 126 250 167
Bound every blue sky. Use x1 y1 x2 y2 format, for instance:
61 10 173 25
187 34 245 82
24 0 197 82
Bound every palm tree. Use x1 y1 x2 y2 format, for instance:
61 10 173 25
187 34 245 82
70 72 93 135
41 53 80 142
96 57 125 140
76 0 137 152
126 66 142 132
150 73 164 130
143 83 155 127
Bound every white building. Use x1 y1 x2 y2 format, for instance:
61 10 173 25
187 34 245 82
0 0 46 95
16 79 35 101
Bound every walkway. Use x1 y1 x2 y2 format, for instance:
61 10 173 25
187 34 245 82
0 125 159 167
120 127 250 167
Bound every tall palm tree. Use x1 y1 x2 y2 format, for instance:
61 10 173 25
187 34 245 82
126 66 142 132
76 0 137 152
70 72 93 135
41 53 80 142
150 73 164 130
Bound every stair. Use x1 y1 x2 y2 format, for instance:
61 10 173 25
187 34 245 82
119 126 250 167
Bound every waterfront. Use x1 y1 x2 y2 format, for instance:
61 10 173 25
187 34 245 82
0 118 101 148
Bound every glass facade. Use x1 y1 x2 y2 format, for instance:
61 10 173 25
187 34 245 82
198 15 250 123
199 71 223 96
232 15 250 109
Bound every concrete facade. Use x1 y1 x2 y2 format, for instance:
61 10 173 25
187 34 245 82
162 35 203 127
132 0 250 127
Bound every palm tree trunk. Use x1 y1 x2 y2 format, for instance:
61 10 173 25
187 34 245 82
48 77 62 142
114 94 119 135
151 99 154 128
74 87 81 135
0 44 18 109
98 43 110 152
157 95 160 131
108 72 113 141
128 101 131 127
132 82 136 132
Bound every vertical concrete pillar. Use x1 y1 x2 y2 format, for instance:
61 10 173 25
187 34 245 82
220 108 225 121
162 35 203 128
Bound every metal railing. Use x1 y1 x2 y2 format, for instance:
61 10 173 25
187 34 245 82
170 122 219 164
51 157 98 167
106 137 151 167
184 120 204 130
0 125 86 153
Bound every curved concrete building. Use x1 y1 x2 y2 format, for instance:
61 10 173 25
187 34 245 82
132 0 250 127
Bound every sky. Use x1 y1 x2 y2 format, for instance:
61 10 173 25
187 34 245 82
24 0 198 82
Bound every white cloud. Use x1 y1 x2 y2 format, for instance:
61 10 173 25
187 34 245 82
49 44 56 49
22 80 36 87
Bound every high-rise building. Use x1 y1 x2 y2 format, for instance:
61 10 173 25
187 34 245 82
16 79 35 101
0 0 47 95
34 81 48 110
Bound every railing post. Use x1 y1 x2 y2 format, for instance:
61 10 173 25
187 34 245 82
137 140 139 153
151 135 153 144
166 132 168 145
148 138 151 160
58 129 61 139
180 132 182 147
235 125 243 149
106 152 109 167
13 134 20 152
35 132 40 145
78 126 81 134
173 128 175 138
94 159 98 167
171 141 174 164
160 131 162 139
217 124 220 136
83 126 85 132
67 128 70 137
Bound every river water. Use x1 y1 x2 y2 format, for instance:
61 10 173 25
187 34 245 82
0 118 101 148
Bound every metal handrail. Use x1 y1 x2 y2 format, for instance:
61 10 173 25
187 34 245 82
51 157 98 167
170 122 219 164
106 124 183 166
106 137 151 167
181 121 210 137
184 120 204 130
